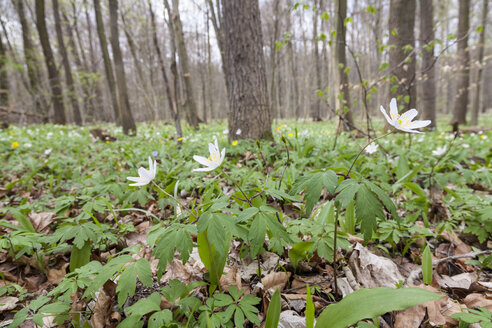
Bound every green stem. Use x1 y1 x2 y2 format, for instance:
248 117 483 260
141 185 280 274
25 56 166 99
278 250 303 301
346 132 392 176
219 168 252 206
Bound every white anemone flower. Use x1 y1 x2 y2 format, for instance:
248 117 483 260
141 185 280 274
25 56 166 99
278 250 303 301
365 142 379 154
193 139 225 172
380 98 431 133
127 156 157 186
432 146 447 156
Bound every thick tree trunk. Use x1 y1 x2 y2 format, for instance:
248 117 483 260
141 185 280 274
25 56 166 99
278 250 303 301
35 0 66 124
108 0 136 135
334 0 354 131
470 0 488 126
419 0 436 128
15 0 48 120
94 0 120 123
0 32 8 122
53 0 82 125
388 0 417 111
222 0 273 140
451 0 471 125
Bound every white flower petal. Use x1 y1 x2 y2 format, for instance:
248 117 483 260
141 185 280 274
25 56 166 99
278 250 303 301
380 105 392 124
208 142 217 155
406 120 431 129
390 98 398 117
129 181 148 187
192 166 214 172
193 155 210 166
126 176 142 182
399 109 418 122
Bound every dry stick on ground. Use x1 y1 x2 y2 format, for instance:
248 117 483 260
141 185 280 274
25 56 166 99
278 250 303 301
405 250 492 286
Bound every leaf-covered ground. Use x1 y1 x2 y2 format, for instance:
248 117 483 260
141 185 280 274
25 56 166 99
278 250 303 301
0 118 491 327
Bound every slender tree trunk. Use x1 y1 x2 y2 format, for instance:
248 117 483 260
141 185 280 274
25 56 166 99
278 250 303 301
388 0 417 111
311 0 322 121
222 0 273 140
470 0 488 126
286 0 300 119
269 0 281 119
163 0 199 129
108 0 136 135
35 0 66 124
451 0 471 125
15 0 48 120
419 0 436 128
61 9 94 121
94 0 120 123
0 32 8 122
334 0 354 131
53 0 82 125
206 7 215 120
148 0 182 138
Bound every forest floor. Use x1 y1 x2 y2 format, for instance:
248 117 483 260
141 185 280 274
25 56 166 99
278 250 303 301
0 116 491 327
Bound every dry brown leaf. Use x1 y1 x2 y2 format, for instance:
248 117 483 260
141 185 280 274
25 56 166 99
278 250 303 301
463 293 492 310
89 281 116 328
262 271 291 291
24 275 45 291
28 212 55 233
220 266 242 291
435 272 477 289
439 230 474 270
47 263 69 285
394 304 426 328
290 274 331 294
349 243 405 288
0 296 19 312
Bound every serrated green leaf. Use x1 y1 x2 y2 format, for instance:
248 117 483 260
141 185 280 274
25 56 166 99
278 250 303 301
117 264 137 306
135 258 153 287
289 241 314 268
356 185 384 241
249 214 267 257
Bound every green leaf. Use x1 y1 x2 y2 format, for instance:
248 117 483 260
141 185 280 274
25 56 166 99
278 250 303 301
125 292 161 316
265 288 281 328
249 214 267 257
135 258 153 287
148 310 173 328
291 170 338 214
321 12 329 20
8 208 35 232
366 5 376 14
315 287 443 328
355 185 384 241
197 230 228 287
335 179 360 208
117 264 137 306
342 200 355 234
422 245 432 285
289 241 314 268
306 285 315 328
237 207 259 222
70 240 91 272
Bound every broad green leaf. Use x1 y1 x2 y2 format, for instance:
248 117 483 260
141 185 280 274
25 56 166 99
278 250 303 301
70 240 91 272
315 287 443 328
306 285 315 328
355 185 384 241
265 288 281 328
289 241 314 268
422 245 432 285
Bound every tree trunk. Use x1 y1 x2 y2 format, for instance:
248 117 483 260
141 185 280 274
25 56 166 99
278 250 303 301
108 0 136 135
0 32 8 122
311 0 322 121
94 0 120 123
419 0 436 128
269 0 281 119
470 0 488 126
35 0 66 124
451 0 471 125
53 0 82 125
148 0 182 139
388 0 417 111
334 0 354 131
15 0 48 120
164 0 200 129
222 0 273 140
286 0 300 119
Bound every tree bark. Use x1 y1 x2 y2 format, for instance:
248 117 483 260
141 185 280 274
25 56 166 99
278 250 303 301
334 0 354 131
148 0 182 139
286 0 300 119
164 0 200 129
15 0 48 120
388 0 417 111
35 0 66 124
419 0 436 128
451 0 471 125
108 0 136 135
312 0 322 121
0 32 8 122
94 0 120 123
53 0 82 125
470 0 488 126
222 0 273 140
269 0 281 119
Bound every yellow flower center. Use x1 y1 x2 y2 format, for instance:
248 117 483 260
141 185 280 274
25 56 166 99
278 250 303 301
392 113 410 127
